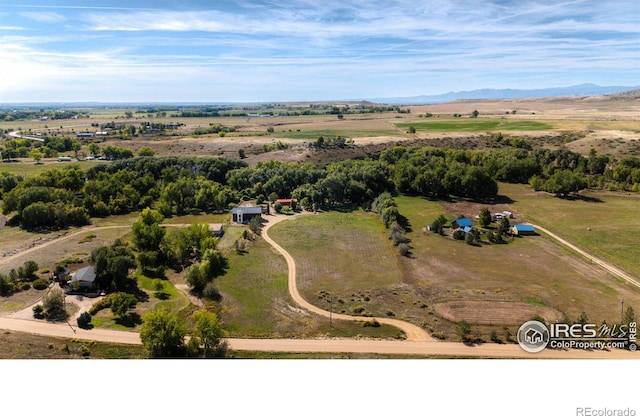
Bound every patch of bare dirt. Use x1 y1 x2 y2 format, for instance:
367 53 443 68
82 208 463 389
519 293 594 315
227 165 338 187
433 300 563 325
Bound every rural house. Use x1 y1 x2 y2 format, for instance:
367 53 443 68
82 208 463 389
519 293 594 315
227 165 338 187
231 206 263 224
451 217 473 230
69 266 97 290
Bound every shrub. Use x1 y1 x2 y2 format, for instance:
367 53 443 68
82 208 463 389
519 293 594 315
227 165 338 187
397 243 410 257
79 345 90 357
77 311 92 329
89 294 114 315
352 305 365 314
20 282 31 291
32 278 50 290
203 282 221 301
32 304 44 319
362 319 381 328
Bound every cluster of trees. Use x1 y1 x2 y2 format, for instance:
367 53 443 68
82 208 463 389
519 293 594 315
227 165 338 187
380 147 498 199
94 209 227 297
373 193 410 256
0 260 42 295
2 166 89 230
140 308 227 358
309 135 353 149
0 108 88 122
4 141 640 231
1 136 83 162
192 124 236 136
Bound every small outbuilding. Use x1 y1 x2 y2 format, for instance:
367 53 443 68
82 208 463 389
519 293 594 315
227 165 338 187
208 223 224 237
511 223 536 236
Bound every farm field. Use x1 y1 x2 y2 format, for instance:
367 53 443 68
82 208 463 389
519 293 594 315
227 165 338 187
396 119 553 132
269 195 640 340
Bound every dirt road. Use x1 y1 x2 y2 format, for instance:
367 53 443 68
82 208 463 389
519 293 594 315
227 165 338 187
533 224 640 289
0 315 635 358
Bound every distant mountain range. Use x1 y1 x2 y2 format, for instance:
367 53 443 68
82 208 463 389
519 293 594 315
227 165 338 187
371 83 640 105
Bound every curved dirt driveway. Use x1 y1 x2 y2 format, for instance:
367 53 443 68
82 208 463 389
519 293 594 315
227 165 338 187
261 213 433 342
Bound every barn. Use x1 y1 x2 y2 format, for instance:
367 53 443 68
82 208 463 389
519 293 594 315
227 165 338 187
231 206 263 224
511 223 536 236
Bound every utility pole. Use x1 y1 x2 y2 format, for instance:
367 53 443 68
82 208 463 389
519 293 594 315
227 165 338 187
329 293 333 329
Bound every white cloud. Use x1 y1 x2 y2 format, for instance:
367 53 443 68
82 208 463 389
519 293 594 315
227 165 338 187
19 11 67 23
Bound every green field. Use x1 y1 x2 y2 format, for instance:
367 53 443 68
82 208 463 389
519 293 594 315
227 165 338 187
396 119 553 132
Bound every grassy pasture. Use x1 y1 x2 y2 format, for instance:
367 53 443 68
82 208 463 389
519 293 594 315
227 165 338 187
214 225 399 339
268 210 434 331
395 194 640 326
396 119 553 132
502 182 640 278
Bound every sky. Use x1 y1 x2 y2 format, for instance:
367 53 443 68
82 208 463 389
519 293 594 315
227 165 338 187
0 0 638 103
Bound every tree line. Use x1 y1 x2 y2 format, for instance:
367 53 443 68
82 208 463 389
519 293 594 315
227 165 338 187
3 143 640 230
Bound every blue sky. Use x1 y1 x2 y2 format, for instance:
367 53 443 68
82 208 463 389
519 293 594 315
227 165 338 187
0 0 638 103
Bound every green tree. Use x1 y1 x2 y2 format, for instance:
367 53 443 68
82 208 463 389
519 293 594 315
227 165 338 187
109 292 138 320
478 207 492 228
498 216 510 236
42 286 66 321
238 148 246 159
184 263 206 293
29 148 43 164
87 142 101 157
471 109 479 118
456 320 472 342
140 308 186 358
249 215 262 235
92 239 136 291
190 309 226 357
132 208 166 252
77 311 92 328
138 146 155 157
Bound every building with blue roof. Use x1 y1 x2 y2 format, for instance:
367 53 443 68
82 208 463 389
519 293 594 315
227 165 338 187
511 223 536 236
